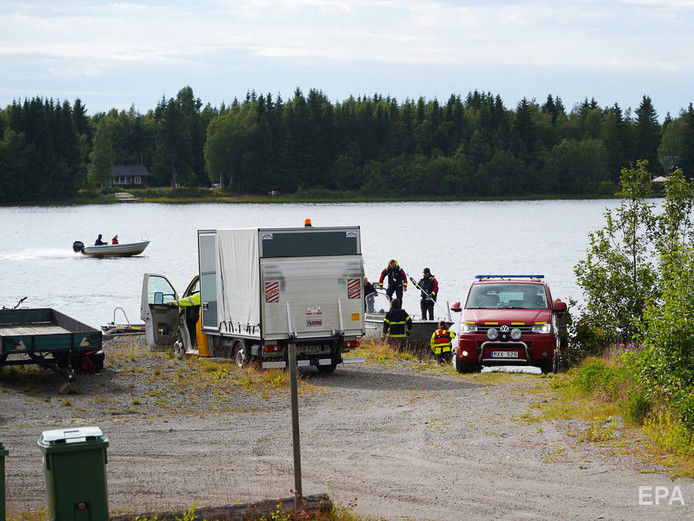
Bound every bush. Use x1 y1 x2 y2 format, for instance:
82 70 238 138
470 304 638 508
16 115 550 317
626 390 652 425
571 358 616 395
672 389 694 432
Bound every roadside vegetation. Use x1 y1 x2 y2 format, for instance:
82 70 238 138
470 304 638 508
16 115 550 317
7 498 371 521
558 163 694 474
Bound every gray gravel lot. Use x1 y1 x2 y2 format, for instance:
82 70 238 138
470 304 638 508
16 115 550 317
1 337 691 521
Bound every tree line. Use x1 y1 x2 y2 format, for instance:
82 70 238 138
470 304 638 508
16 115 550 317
2 86 694 203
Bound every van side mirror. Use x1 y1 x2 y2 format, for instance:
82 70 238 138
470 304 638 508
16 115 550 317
451 301 462 313
553 301 567 313
153 291 164 305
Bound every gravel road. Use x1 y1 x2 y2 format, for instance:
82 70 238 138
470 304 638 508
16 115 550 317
1 338 691 521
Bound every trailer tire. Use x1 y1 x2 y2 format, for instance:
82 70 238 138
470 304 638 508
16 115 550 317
89 351 105 372
233 341 249 368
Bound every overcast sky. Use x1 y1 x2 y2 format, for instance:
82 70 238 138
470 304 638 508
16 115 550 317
1 0 693 117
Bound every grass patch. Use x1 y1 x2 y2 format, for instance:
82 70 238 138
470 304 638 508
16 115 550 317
353 339 423 365
8 499 371 521
541 356 694 477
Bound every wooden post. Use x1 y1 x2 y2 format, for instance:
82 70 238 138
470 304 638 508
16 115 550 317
287 342 302 507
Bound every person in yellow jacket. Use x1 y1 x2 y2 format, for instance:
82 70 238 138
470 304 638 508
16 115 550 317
166 292 200 307
430 320 455 364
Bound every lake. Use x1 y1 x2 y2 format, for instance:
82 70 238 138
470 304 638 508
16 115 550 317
0 200 623 328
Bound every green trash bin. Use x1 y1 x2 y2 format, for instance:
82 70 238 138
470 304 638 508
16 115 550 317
37 427 109 521
1 442 8 521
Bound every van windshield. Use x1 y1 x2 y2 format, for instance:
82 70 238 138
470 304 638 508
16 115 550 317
466 283 548 310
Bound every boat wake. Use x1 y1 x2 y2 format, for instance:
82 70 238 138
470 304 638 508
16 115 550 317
0 249 79 261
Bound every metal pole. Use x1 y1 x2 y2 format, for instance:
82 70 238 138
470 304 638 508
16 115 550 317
287 342 302 507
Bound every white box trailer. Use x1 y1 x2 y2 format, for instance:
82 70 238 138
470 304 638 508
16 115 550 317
142 226 366 373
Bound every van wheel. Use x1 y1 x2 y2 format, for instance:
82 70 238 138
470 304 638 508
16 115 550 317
173 339 185 356
316 363 337 374
455 358 479 373
233 341 249 368
540 357 558 374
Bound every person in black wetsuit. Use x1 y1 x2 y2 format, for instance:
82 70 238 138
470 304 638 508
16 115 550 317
382 298 412 352
378 259 408 303
94 234 108 245
416 268 439 320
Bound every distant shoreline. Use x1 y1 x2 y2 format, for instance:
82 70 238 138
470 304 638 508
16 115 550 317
1 189 619 206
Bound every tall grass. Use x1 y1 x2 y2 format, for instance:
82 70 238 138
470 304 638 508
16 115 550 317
546 351 694 476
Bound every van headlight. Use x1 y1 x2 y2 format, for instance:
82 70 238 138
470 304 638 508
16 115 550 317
461 323 477 333
487 327 499 340
532 323 552 334
510 328 522 340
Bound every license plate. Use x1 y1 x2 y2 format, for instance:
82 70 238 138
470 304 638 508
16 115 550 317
301 345 324 353
492 351 518 358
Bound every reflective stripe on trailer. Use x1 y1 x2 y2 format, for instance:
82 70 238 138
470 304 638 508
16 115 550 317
347 278 361 299
265 281 280 303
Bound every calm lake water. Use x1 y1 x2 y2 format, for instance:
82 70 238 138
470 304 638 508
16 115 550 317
0 200 624 328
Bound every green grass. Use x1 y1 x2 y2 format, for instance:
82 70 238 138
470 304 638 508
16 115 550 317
540 356 694 477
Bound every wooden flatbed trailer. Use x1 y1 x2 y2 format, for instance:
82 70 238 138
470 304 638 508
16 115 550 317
0 308 103 380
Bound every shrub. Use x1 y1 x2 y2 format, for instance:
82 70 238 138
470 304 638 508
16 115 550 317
571 358 616 396
626 390 652 425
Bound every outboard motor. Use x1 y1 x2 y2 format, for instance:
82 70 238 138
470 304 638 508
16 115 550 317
72 241 85 253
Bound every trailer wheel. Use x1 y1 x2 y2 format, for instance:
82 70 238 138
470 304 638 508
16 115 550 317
233 341 249 368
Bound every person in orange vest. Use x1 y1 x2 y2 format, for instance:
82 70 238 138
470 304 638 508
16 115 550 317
430 320 455 364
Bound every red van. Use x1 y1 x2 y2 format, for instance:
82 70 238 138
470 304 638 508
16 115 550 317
451 275 567 373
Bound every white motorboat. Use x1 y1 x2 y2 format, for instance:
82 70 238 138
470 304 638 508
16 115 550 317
73 240 150 257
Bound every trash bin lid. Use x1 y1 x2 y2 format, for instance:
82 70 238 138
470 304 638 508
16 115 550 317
40 426 104 445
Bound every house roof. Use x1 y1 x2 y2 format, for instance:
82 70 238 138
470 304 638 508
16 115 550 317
652 176 669 183
111 164 150 177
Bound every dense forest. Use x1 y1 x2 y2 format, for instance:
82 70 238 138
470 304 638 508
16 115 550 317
1 86 694 203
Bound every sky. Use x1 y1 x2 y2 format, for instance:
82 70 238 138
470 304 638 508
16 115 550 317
1 0 693 117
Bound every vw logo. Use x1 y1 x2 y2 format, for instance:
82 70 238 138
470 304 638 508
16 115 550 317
500 325 510 333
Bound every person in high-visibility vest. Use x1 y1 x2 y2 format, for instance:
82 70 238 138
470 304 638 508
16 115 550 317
382 298 412 352
430 320 455 364
166 292 200 307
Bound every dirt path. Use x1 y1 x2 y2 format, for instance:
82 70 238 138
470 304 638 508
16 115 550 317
1 340 691 520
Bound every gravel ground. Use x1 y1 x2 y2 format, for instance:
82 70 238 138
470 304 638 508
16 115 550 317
1 337 692 521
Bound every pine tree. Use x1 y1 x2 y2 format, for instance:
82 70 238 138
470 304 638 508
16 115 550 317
634 95 660 172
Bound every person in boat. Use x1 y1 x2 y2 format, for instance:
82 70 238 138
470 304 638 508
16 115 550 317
378 259 407 303
94 234 108 246
304 218 312 227
382 298 412 352
430 320 455 364
364 277 377 313
111 235 119 244
416 268 439 320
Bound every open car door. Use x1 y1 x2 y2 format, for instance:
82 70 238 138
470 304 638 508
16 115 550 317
141 273 180 351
